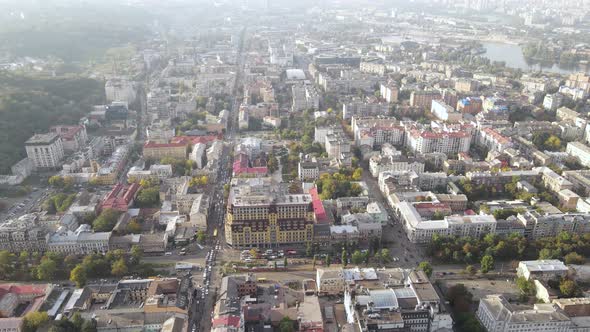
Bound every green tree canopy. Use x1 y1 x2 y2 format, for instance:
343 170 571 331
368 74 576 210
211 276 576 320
70 265 87 288
418 261 433 277
480 255 494 274
93 209 121 232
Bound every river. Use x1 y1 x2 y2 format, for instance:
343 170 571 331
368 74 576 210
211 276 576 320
482 42 588 75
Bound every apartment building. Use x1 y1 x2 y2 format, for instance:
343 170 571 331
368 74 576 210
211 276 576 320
360 58 386 75
517 211 590 239
431 100 462 122
543 93 564 111
100 183 140 212
477 295 572 332
477 127 513 152
410 91 441 108
406 130 471 155
49 125 88 152
298 158 320 180
225 178 314 248
47 224 111 255
380 83 399 103
342 98 389 120
315 125 344 145
395 201 496 244
369 155 425 177
0 214 48 253
344 270 453 331
516 260 569 281
566 141 590 167
287 81 319 110
143 141 188 161
454 79 478 92
25 133 65 170
457 97 483 114
325 133 351 159
105 78 136 104
564 170 590 196
352 116 405 148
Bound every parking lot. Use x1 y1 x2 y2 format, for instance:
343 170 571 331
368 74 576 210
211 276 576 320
438 278 521 301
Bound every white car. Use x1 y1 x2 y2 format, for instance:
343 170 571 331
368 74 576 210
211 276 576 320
165 252 173 256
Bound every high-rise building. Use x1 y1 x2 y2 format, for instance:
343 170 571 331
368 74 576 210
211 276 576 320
225 178 314 248
25 133 65 170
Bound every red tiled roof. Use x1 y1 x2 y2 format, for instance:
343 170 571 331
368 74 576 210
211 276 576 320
309 188 328 223
414 202 449 209
232 153 268 175
170 135 219 145
212 315 241 328
0 284 48 295
100 183 140 212
50 125 84 140
143 141 187 148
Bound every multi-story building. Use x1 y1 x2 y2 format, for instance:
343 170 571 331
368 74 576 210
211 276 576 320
47 224 111 255
316 268 347 295
189 143 207 169
537 166 573 193
305 85 320 110
105 78 136 104
292 84 320 112
454 79 478 92
315 125 344 145
352 116 405 148
143 141 187 161
100 183 141 212
25 133 65 170
325 133 351 159
410 91 441 109
298 158 320 181
369 155 425 177
146 120 175 144
189 194 208 230
342 98 389 120
94 144 130 185
49 125 88 152
435 194 468 212
225 178 314 248
342 213 382 242
380 83 399 103
477 295 572 332
477 127 513 152
466 170 540 192
344 270 453 331
395 202 496 244
291 84 307 112
566 141 590 167
457 97 483 114
517 211 590 239
431 100 462 122
564 170 590 196
0 214 48 253
522 75 555 93
543 93 564 111
360 58 386 75
559 85 587 101
406 129 471 155
516 260 569 281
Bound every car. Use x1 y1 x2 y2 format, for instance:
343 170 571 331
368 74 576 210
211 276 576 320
165 252 173 256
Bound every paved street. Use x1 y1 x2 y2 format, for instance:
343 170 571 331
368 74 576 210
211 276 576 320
190 26 247 332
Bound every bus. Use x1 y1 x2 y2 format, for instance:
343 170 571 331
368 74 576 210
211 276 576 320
213 228 218 237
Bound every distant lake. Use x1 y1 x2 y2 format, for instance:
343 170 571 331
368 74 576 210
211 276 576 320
482 42 588 75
